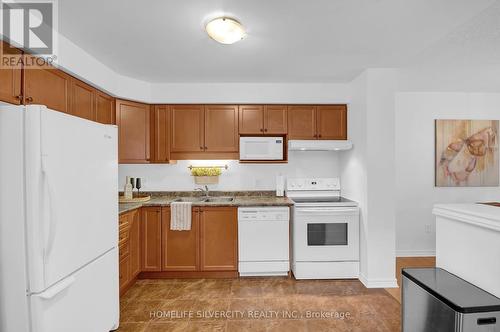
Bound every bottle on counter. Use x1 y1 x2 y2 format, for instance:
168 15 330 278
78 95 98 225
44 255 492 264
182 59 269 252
124 176 133 199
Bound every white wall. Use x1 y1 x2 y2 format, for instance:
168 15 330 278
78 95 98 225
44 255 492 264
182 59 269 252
56 34 152 102
395 92 500 256
150 83 350 104
341 69 397 288
119 152 340 191
119 151 341 191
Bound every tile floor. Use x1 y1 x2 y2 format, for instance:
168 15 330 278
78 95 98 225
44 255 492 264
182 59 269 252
118 278 400 332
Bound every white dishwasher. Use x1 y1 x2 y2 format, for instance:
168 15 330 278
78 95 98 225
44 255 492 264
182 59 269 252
238 207 290 277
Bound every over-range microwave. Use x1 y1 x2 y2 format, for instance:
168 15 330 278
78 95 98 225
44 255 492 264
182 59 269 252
240 137 284 160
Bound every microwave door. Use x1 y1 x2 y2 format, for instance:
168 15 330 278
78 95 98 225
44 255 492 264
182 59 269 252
240 138 283 160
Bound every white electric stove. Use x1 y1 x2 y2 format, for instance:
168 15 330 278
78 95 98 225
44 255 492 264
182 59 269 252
286 178 360 279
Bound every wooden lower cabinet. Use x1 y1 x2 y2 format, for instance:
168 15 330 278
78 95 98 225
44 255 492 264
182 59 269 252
141 207 162 271
120 206 238 295
118 209 141 294
199 207 238 271
161 207 199 271
159 206 238 273
129 209 141 277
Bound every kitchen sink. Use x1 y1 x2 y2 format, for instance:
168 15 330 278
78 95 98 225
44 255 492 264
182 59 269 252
203 197 234 203
172 197 235 203
172 197 206 202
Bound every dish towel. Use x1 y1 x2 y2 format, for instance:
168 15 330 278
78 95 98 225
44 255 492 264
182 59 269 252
170 202 192 231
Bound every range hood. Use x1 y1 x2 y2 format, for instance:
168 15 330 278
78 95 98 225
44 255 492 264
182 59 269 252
288 140 353 151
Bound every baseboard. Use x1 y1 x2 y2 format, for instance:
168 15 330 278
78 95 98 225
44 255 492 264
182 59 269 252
396 249 436 257
359 273 398 288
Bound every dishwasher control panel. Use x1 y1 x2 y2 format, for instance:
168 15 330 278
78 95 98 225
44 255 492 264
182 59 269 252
238 207 290 221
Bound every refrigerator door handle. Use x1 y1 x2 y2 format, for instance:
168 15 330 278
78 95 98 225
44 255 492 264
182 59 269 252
36 275 76 300
41 154 57 257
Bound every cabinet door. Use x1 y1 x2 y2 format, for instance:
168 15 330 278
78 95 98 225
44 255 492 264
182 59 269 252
170 105 204 152
95 91 115 124
119 256 130 293
205 105 239 152
70 78 95 121
116 99 151 163
129 210 141 277
264 105 287 134
162 207 199 271
199 207 238 271
24 60 71 113
141 207 162 271
239 105 264 134
287 106 317 139
0 41 22 104
151 105 170 163
316 105 347 140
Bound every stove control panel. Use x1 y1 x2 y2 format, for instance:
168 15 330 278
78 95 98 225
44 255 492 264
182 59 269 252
286 178 340 191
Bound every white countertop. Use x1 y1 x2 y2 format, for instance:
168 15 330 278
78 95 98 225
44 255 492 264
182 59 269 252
433 203 500 232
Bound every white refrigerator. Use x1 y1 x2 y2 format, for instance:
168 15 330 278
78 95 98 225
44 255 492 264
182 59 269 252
0 105 119 332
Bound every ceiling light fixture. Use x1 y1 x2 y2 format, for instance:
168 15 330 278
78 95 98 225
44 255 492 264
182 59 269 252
205 17 246 44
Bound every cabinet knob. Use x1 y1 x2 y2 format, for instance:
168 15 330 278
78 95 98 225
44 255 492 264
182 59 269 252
25 97 33 103
264 129 268 132
200 146 203 150
15 95 23 100
204 146 208 150
318 134 322 138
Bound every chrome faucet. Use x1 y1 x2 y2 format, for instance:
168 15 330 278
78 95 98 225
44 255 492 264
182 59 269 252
195 185 210 197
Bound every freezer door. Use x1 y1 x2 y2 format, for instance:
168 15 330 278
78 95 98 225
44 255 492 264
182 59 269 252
30 248 119 332
25 106 118 292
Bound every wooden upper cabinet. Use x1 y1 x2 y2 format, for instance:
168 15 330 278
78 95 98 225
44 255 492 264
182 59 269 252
151 105 170 163
24 60 71 113
0 41 22 104
199 207 238 271
96 91 115 124
204 105 238 152
264 105 287 134
316 105 347 140
70 78 95 121
239 105 264 134
287 105 317 139
141 207 162 272
170 105 204 153
116 99 151 163
162 207 199 271
129 209 141 278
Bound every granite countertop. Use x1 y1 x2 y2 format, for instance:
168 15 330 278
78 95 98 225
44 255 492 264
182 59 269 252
119 191 294 214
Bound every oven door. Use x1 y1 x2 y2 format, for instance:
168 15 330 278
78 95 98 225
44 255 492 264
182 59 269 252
293 207 359 262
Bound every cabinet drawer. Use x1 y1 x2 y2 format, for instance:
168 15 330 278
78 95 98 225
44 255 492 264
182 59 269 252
119 227 130 242
119 241 129 259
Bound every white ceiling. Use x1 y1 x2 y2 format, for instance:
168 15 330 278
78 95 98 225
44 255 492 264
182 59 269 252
58 0 499 83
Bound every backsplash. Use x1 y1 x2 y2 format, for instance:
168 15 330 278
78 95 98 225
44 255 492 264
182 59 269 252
119 151 340 191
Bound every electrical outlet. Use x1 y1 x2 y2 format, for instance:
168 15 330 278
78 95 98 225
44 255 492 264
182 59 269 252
424 224 432 234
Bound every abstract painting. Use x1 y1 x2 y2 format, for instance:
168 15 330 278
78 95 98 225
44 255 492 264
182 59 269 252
436 120 499 187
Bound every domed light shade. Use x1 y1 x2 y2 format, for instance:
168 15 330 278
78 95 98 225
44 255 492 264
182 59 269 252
205 17 246 44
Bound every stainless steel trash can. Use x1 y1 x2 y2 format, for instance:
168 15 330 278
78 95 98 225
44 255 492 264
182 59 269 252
402 268 500 332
